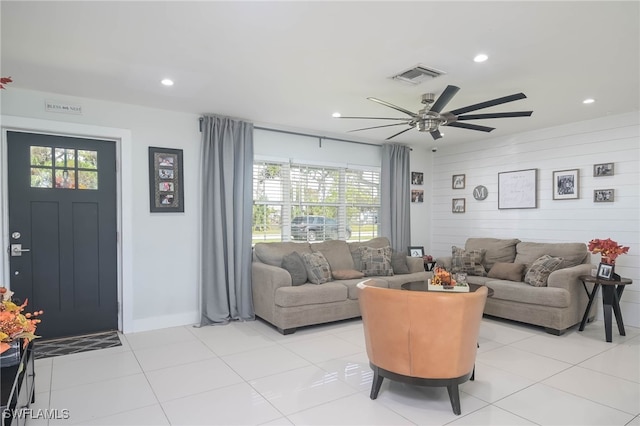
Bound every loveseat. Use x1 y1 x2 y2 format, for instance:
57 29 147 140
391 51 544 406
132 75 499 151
436 238 594 335
252 237 429 334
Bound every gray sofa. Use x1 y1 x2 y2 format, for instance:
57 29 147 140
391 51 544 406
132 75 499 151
252 237 429 334
436 238 594 335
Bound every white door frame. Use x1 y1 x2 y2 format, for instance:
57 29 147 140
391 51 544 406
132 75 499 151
0 115 134 333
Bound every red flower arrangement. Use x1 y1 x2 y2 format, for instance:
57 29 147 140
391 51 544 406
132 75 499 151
0 77 12 89
588 238 629 263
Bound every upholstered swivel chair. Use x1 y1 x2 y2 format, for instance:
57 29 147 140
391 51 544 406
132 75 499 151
357 280 488 415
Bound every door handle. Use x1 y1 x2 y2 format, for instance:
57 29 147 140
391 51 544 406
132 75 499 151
10 244 31 257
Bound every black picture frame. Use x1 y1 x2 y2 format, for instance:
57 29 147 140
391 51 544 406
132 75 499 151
597 262 613 280
411 171 424 185
149 147 184 213
408 246 424 258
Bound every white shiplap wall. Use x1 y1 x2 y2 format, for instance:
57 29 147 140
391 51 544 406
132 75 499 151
429 111 640 327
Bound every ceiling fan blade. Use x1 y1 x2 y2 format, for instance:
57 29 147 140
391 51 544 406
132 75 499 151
446 122 495 132
430 85 460 113
347 123 410 132
448 93 527 116
368 97 417 118
337 116 412 120
430 130 443 140
456 111 533 120
385 126 414 140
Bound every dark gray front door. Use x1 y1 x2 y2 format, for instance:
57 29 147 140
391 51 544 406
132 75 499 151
7 131 118 339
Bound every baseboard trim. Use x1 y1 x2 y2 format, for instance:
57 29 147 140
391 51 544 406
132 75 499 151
130 310 199 333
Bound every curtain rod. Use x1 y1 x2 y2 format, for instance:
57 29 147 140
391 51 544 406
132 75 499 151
198 117 411 149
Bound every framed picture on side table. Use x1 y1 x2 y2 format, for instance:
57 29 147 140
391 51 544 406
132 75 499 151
597 263 613 280
408 246 424 258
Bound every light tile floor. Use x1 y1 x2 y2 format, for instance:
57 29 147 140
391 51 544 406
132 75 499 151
25 316 640 426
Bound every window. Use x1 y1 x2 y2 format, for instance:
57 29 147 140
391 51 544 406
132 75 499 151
30 146 98 190
253 161 380 243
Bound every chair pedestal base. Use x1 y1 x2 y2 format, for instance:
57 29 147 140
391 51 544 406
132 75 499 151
369 363 473 415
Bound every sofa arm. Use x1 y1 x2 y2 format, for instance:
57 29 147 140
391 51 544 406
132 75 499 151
435 256 453 271
252 262 293 323
406 256 425 273
547 264 593 291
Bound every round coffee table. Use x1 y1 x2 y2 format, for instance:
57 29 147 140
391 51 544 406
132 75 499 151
401 281 494 297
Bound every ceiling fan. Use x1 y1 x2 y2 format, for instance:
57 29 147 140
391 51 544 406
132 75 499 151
337 85 533 140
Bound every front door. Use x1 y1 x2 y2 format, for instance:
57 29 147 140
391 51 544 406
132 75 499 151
7 131 118 339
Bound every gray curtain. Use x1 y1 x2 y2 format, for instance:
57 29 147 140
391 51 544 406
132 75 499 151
199 115 254 325
381 143 411 252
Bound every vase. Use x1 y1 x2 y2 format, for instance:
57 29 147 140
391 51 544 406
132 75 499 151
0 340 21 368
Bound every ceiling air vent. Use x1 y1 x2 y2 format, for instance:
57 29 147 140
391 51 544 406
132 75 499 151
391 64 446 85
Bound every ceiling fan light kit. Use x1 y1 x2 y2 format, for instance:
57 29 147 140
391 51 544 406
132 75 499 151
338 85 533 141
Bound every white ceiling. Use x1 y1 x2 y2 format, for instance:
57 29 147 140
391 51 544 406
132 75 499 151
1 1 639 148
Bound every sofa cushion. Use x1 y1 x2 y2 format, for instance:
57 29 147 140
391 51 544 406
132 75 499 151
488 262 526 282
391 250 410 274
484 279 570 308
254 242 312 267
359 246 393 276
332 269 365 280
275 282 347 307
524 255 563 287
515 242 587 270
344 278 388 300
301 252 332 284
451 246 487 276
349 237 391 270
311 240 356 271
465 238 520 272
281 252 308 286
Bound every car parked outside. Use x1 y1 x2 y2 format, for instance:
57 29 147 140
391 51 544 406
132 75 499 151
290 215 352 241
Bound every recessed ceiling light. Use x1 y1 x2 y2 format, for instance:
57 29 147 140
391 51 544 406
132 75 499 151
161 78 174 86
332 112 341 118
474 54 488 63
583 98 595 104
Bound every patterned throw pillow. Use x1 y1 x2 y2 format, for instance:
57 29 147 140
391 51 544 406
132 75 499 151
451 246 487 276
359 246 393 276
524 255 563 287
281 252 308 286
301 252 332 284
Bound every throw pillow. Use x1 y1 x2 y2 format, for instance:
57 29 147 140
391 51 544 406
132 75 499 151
524 255 563 287
301 252 332 284
488 262 526 282
281 252 308 286
391 250 410 274
359 246 393 277
332 269 365 280
451 246 487 276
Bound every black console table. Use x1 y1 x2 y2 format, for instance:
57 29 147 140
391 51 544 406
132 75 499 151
1 341 35 426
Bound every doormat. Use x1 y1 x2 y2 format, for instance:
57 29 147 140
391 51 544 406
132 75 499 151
34 331 122 360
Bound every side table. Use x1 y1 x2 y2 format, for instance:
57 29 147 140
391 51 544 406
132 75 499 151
578 275 633 342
